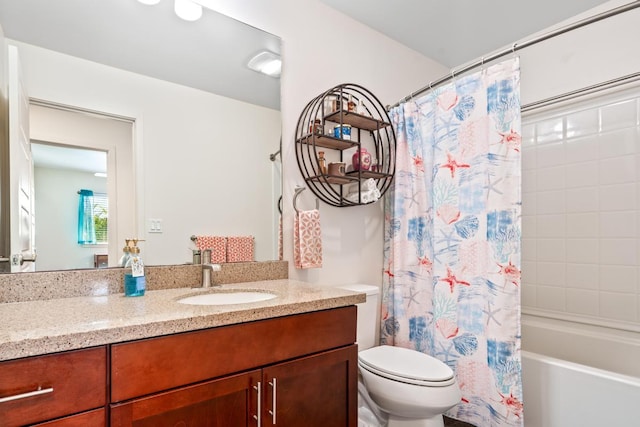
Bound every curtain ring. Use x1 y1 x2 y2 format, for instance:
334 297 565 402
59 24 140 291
428 81 433 91
512 42 517 54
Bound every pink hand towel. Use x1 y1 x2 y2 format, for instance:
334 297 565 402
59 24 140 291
195 236 226 263
294 209 323 269
227 236 254 262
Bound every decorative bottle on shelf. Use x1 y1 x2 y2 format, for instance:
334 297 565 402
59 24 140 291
317 151 327 174
352 147 372 171
124 239 146 297
347 94 356 112
357 99 368 116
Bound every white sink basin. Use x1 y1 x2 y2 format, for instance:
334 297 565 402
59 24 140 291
177 291 277 306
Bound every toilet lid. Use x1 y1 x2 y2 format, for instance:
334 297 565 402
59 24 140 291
358 346 455 386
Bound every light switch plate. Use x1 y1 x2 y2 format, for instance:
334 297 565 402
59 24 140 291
147 218 163 233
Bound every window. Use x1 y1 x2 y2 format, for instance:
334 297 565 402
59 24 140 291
93 192 108 244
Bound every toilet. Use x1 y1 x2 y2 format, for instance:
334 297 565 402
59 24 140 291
339 284 461 427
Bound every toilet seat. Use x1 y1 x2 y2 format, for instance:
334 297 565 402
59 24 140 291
358 345 456 387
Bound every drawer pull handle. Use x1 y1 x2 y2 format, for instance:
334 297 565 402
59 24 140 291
268 378 277 425
253 381 261 427
0 386 54 403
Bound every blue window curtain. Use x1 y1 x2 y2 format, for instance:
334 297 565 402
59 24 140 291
78 189 96 244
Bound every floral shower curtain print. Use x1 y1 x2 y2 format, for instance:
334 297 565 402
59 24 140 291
382 58 523 426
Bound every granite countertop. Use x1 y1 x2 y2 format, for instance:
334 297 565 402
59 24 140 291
0 279 365 362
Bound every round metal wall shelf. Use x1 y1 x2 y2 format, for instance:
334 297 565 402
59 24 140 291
295 83 396 207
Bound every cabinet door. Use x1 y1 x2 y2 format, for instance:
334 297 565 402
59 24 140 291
110 370 261 427
262 345 358 427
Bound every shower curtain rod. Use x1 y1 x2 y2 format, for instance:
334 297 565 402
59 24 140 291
389 0 640 110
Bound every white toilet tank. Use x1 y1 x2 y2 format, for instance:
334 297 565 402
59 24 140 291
338 284 380 351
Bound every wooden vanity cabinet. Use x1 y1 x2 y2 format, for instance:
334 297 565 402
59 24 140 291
110 306 358 426
0 347 107 427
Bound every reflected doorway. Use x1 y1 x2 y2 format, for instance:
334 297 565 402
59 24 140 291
32 143 108 270
29 102 135 271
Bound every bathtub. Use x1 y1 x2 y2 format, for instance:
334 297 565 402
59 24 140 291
522 351 640 426
521 314 640 426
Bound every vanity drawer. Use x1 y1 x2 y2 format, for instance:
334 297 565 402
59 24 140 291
33 408 106 426
0 347 107 427
111 306 357 402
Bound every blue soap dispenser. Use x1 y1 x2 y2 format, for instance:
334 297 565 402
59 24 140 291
124 239 146 297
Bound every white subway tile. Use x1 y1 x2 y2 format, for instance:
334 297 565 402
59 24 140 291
566 187 598 213
600 239 637 265
599 183 637 211
599 212 637 238
521 215 537 238
521 282 537 308
600 99 637 132
566 288 599 316
537 190 566 215
522 149 536 170
522 192 536 216
537 142 566 168
599 265 637 293
521 261 537 284
522 239 537 261
566 263 599 290
599 155 637 185
536 214 565 238
536 166 565 191
536 285 566 311
566 135 599 163
566 108 599 138
566 239 599 264
598 128 637 158
536 117 564 143
537 239 565 262
600 291 637 322
522 169 537 193
521 123 536 147
566 213 598 238
565 161 598 188
536 262 566 286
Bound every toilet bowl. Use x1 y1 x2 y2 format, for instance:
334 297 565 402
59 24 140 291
338 285 461 427
359 345 461 427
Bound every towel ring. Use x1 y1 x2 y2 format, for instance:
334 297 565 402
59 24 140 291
293 187 319 213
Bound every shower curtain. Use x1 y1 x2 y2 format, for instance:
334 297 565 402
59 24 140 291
77 189 96 245
382 58 523 426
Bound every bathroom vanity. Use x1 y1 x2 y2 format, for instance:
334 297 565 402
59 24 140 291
0 277 363 426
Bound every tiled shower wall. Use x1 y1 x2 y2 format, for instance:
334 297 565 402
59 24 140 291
522 87 640 331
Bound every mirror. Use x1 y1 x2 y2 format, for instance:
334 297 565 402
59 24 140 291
0 0 282 272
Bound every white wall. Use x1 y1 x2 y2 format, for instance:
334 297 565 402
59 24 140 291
198 0 448 286
34 167 107 271
14 40 282 265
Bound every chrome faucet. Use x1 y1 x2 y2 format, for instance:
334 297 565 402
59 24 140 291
201 249 221 288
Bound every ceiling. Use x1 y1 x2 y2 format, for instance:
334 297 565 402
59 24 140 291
319 0 611 68
0 0 281 110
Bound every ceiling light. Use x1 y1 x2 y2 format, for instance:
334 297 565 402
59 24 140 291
247 51 282 78
137 0 161 5
174 0 203 21
94 172 107 178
